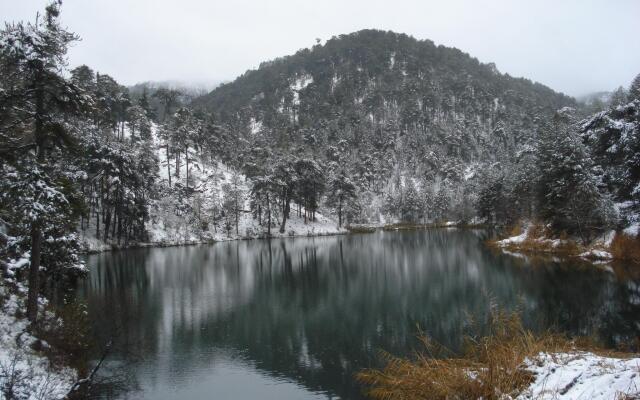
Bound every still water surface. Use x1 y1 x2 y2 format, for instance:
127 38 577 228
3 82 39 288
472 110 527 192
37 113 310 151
81 229 640 399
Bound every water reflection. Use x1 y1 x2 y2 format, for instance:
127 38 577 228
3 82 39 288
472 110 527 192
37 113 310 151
82 229 640 399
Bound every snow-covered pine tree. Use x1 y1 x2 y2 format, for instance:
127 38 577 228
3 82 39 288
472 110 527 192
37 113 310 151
609 87 628 108
629 73 640 101
326 170 357 227
0 0 90 322
537 109 616 243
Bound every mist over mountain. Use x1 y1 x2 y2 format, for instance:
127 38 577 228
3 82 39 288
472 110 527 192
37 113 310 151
131 79 222 97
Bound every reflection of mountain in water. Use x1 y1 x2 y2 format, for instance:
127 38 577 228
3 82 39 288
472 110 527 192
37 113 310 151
82 230 640 400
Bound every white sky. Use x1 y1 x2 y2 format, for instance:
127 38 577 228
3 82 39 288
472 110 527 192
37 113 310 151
1 0 639 97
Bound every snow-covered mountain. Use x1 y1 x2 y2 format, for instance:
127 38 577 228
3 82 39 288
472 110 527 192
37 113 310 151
192 29 576 223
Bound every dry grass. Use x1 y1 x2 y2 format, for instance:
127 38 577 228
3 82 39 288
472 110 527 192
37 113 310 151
488 221 582 257
610 233 640 264
490 222 640 265
616 392 640 400
507 224 523 238
357 309 574 400
526 222 548 239
513 237 580 256
357 308 637 400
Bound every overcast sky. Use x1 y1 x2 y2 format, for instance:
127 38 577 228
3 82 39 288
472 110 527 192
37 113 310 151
2 0 639 97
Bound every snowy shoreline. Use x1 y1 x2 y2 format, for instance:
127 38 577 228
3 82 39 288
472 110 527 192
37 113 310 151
0 286 77 399
80 228 351 254
490 221 640 266
78 220 490 254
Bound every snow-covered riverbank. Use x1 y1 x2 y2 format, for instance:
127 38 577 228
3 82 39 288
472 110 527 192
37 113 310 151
492 221 640 266
0 286 76 399
78 129 350 253
80 210 348 253
518 352 640 399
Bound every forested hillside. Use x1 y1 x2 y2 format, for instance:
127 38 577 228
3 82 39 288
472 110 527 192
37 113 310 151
194 30 576 223
193 30 640 245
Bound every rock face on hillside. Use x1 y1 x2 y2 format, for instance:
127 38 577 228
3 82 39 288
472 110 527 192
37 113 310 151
194 30 575 223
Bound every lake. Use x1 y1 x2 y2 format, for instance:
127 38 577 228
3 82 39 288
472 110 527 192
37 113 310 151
79 229 640 399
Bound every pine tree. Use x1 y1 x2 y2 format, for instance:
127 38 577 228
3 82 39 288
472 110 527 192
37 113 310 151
222 171 244 236
609 87 628 108
581 97 640 223
326 170 357 227
0 0 88 322
477 173 507 224
171 107 201 188
537 111 615 242
70 65 96 92
153 88 182 122
401 181 421 222
272 155 298 233
294 158 325 223
629 73 640 101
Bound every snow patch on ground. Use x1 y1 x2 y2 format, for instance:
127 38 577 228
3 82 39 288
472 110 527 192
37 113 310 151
579 249 613 260
518 352 640 399
624 223 640 237
249 117 263 135
291 74 313 106
463 164 478 181
0 287 76 399
496 226 529 246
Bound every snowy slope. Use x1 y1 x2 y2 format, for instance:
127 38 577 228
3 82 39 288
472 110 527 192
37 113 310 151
80 124 346 252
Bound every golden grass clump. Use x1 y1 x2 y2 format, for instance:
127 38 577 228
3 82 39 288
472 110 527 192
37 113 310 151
488 221 582 257
610 232 640 264
525 222 548 240
507 223 523 238
357 309 571 400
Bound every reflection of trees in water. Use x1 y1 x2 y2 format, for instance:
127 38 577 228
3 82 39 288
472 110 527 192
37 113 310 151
81 231 640 399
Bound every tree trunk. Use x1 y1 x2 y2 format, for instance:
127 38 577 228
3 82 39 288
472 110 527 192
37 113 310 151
175 152 180 178
166 144 172 188
104 208 111 241
338 197 343 228
28 72 46 324
111 206 117 239
185 144 189 188
257 202 262 225
267 193 271 236
27 226 42 323
117 190 123 245
279 196 289 234
95 206 100 238
235 197 239 235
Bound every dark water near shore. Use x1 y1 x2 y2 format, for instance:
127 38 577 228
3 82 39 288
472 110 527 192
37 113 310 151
80 229 640 399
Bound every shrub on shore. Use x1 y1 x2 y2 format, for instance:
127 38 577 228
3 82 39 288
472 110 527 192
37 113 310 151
357 309 570 400
610 233 640 264
357 308 640 400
